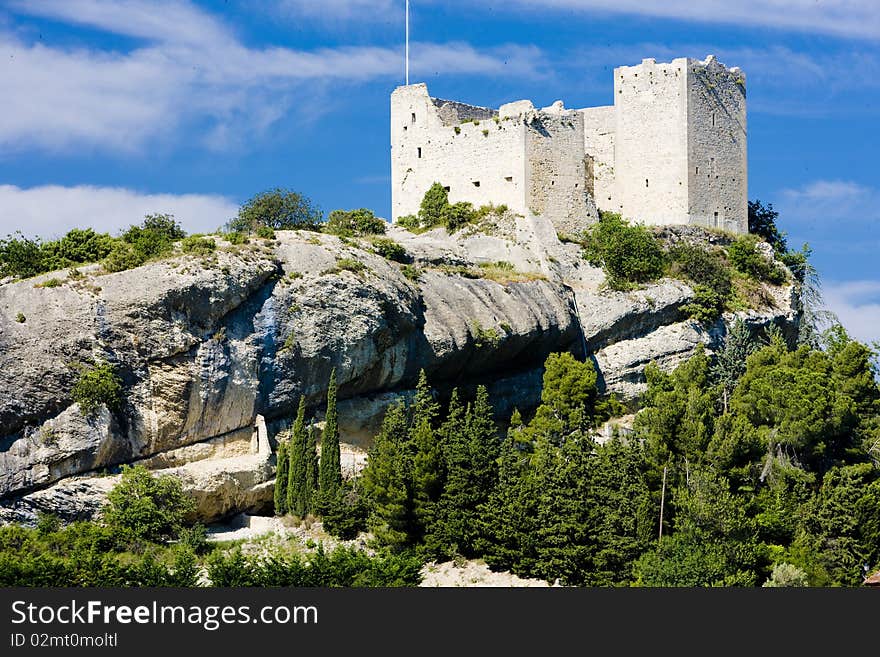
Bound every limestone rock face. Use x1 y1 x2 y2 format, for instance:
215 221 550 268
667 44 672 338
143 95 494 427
0 221 797 523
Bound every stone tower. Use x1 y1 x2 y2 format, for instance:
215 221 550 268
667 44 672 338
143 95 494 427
609 56 747 232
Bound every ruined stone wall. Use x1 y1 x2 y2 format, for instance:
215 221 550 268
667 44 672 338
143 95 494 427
391 84 527 221
686 57 748 233
612 58 690 225
525 108 596 235
580 105 616 211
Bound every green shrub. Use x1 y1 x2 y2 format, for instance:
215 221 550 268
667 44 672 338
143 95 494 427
255 226 276 240
15 312 25 323
0 232 46 279
400 265 422 281
336 258 366 274
41 228 115 271
122 214 185 260
420 183 451 227
206 545 422 587
681 285 726 325
181 236 216 255
102 465 195 545
371 238 408 263
471 321 502 349
582 212 666 289
103 241 146 273
727 236 786 285
445 201 476 233
322 482 369 540
71 361 124 416
228 188 323 233
396 214 420 231
35 278 62 288
223 231 248 245
668 244 732 298
325 209 387 236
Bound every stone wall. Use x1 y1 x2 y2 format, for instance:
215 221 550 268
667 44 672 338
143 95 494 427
391 84 527 220
612 57 690 225
686 56 748 233
525 105 596 235
580 105 615 211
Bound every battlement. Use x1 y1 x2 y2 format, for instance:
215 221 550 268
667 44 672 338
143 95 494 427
391 55 748 234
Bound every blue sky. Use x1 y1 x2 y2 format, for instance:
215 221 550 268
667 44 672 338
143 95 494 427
0 0 878 340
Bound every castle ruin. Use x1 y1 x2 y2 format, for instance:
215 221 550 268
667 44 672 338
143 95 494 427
391 55 748 235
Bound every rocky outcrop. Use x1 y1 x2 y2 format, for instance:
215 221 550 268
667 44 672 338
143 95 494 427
0 219 797 523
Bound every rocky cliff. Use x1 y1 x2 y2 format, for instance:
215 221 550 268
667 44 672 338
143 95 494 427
0 216 797 524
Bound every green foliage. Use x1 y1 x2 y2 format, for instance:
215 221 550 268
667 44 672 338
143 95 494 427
398 183 479 233
471 321 501 349
41 228 115 271
420 183 451 227
1 228 114 279
255 226 276 240
322 480 369 540
396 214 420 231
102 465 195 545
0 232 46 278
180 236 216 255
668 243 732 298
35 278 62 288
371 238 408 263
325 209 387 236
274 441 289 515
727 235 786 285
71 360 124 416
229 188 323 233
102 241 146 273
335 258 366 274
223 231 248 245
426 388 501 558
121 214 184 260
748 200 787 254
318 369 343 510
15 312 26 323
400 265 422 281
206 545 422 587
681 285 726 324
762 562 808 587
581 212 666 289
286 398 316 517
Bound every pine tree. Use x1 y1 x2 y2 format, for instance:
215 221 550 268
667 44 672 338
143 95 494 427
287 397 311 517
318 369 342 510
428 386 500 557
712 319 759 412
273 441 289 516
476 412 540 576
362 403 412 549
407 370 442 542
424 389 467 557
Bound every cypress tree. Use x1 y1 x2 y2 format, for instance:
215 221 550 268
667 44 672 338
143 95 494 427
305 424 318 510
319 369 343 508
273 441 289 516
287 397 310 517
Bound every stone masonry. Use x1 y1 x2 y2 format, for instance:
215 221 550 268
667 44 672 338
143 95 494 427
391 55 748 235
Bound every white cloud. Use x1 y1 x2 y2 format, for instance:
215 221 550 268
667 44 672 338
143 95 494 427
2 1 540 153
824 280 880 344
501 0 880 40
0 185 238 238
778 180 880 224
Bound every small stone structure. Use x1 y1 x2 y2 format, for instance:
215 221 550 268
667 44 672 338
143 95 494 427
391 55 748 235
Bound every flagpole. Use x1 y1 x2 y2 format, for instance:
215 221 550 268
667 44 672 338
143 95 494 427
405 0 410 85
